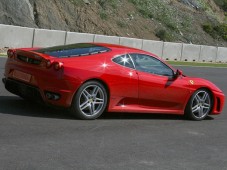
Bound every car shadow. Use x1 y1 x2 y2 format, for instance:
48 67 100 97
0 96 74 119
100 112 214 120
0 96 214 121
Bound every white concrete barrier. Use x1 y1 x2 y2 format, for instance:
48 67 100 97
65 32 95 44
33 29 66 47
162 42 182 61
199 45 217 62
0 24 34 48
216 47 227 63
0 24 226 63
181 44 201 62
119 37 143 49
94 34 120 44
142 40 163 57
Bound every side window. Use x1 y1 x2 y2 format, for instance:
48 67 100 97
112 54 135 69
130 53 173 77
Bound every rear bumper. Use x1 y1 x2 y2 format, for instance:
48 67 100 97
4 78 43 102
3 77 76 108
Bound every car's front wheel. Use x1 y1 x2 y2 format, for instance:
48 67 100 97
185 89 212 121
71 81 108 120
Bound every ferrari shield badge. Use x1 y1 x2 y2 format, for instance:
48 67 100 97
189 80 194 85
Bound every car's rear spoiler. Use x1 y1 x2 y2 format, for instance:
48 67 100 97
15 49 53 61
10 49 63 70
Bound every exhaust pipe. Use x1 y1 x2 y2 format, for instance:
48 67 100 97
45 91 61 101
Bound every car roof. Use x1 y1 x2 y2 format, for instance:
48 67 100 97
92 42 158 57
91 42 142 51
30 42 159 59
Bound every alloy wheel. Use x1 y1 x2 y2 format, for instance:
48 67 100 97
191 90 211 119
79 85 105 117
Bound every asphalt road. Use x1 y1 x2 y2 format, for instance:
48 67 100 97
0 57 227 170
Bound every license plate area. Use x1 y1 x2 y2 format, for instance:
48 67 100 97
13 70 31 82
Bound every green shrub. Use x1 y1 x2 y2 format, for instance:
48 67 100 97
99 10 108 20
129 0 152 18
98 0 106 8
138 8 153 18
214 24 227 40
98 0 118 9
117 20 127 28
213 0 227 11
223 35 227 41
223 2 227 11
203 23 227 41
128 0 178 30
156 29 173 41
202 24 213 33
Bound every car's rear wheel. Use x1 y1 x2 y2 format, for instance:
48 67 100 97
71 81 107 120
185 89 212 121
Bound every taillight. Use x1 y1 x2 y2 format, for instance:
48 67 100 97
46 60 63 71
53 62 63 70
46 60 53 68
7 49 15 58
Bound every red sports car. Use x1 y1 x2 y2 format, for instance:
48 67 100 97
2 43 225 120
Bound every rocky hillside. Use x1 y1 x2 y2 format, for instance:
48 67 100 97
0 0 226 46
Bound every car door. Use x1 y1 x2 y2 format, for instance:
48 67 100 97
130 53 190 111
106 54 139 109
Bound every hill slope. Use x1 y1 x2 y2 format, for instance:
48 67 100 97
0 0 226 46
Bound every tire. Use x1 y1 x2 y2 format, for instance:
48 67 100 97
71 81 108 120
185 89 212 121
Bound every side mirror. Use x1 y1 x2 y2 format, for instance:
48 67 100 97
174 69 183 78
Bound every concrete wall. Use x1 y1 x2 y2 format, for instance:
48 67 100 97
120 37 143 49
181 44 201 62
200 45 217 62
65 32 94 44
217 47 227 63
0 24 226 63
33 29 66 47
0 24 34 48
142 40 163 57
162 42 182 61
94 34 120 44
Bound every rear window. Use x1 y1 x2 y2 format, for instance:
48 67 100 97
34 43 110 58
